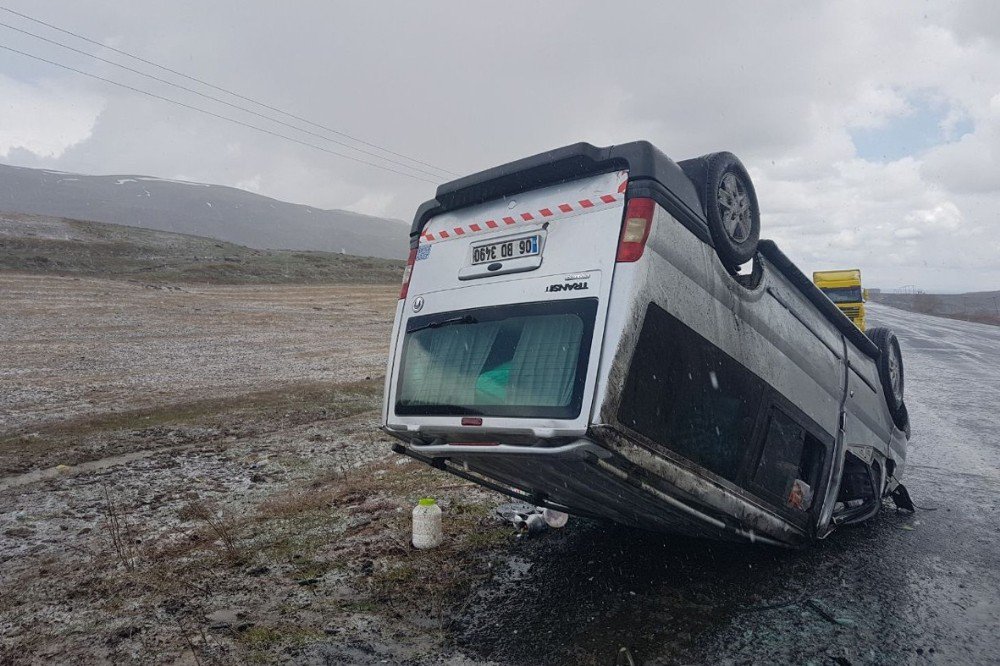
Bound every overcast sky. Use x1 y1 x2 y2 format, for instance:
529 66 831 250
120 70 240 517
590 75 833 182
1 1 999 291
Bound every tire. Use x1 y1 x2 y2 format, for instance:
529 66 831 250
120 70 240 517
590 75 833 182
702 152 761 271
896 401 911 438
866 326 905 418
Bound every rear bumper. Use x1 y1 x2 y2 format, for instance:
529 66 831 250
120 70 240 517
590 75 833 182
390 433 808 548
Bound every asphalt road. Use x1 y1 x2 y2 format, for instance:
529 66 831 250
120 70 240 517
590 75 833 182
450 303 1000 665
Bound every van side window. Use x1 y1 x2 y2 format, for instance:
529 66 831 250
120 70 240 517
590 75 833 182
753 408 824 511
617 303 764 483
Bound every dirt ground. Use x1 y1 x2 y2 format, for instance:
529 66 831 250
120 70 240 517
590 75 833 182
0 273 515 664
0 273 397 455
5 274 998 665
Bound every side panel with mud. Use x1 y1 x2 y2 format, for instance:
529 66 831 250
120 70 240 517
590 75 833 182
617 303 765 485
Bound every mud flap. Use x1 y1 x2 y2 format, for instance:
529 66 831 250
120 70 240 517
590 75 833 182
890 483 915 512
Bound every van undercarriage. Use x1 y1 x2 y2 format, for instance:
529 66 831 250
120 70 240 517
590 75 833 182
387 432 805 547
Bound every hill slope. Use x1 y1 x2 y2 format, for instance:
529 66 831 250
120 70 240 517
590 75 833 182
0 163 408 259
0 212 403 284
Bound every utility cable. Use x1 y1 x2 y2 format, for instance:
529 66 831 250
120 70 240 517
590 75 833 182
0 4 457 177
0 43 439 184
0 19 448 181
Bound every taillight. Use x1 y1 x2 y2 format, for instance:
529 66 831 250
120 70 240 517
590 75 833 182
616 197 655 262
399 247 418 299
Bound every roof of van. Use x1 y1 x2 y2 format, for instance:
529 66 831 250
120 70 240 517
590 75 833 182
411 141 880 361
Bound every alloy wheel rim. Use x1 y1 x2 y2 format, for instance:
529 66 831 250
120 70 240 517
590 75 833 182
718 172 752 243
888 347 902 398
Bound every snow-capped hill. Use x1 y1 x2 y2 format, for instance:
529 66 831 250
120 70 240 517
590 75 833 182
0 163 408 259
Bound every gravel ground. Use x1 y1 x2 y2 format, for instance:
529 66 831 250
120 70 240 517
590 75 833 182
0 275 511 665
2 276 998 665
0 273 397 436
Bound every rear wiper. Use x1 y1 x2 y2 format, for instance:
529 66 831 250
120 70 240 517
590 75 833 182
408 314 478 334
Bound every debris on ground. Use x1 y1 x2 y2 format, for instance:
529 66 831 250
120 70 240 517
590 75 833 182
494 502 568 537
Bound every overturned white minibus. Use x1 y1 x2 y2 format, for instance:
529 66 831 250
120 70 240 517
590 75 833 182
381 141 911 547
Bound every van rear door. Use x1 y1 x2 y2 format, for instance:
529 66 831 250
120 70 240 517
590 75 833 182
384 170 628 440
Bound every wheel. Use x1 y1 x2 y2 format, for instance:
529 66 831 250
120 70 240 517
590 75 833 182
896 401 911 438
866 326 905 419
703 152 760 271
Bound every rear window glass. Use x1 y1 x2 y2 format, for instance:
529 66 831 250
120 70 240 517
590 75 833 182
396 299 598 418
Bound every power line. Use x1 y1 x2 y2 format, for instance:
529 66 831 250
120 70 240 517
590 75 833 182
0 4 458 177
0 19 448 180
0 43 440 184
0 21 452 183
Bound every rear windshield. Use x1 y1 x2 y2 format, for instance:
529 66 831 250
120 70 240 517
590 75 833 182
820 286 862 304
395 299 598 418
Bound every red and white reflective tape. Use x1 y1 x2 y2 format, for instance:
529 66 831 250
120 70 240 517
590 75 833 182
421 172 629 244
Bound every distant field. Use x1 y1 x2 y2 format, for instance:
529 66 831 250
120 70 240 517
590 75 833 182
0 212 403 285
0 273 399 442
871 290 1000 327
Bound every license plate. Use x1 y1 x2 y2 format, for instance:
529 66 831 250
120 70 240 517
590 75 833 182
471 235 540 265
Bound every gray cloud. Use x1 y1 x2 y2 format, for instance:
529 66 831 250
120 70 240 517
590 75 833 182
1 0 999 291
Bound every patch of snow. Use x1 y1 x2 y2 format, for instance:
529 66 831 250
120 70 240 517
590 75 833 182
134 176 211 187
115 178 138 185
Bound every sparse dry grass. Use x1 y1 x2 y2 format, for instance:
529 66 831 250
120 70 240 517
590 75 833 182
3 379 382 450
40 452 507 662
2 444 515 664
0 274 521 664
0 378 384 476
308 459 513 632
181 501 244 564
0 213 404 285
102 484 142 571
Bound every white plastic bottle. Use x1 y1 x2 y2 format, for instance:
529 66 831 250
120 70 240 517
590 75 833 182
412 497 442 549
